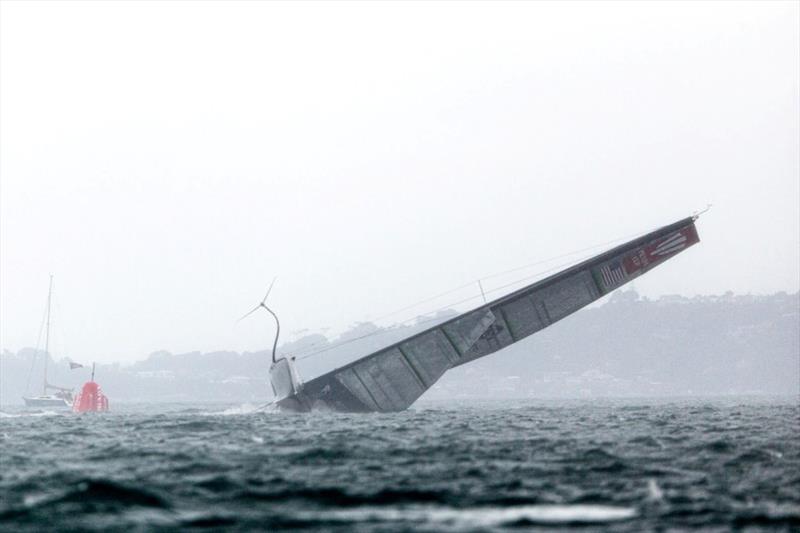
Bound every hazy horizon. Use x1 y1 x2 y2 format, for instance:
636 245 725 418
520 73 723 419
2 290 797 405
2 288 796 367
2 2 798 363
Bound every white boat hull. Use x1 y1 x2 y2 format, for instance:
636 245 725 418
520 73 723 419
22 396 70 408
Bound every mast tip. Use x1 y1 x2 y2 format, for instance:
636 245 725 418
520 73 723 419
692 204 712 220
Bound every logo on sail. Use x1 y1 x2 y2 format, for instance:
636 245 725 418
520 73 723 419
606 225 700 294
600 259 627 288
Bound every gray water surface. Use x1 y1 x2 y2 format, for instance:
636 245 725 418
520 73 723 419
1 398 798 531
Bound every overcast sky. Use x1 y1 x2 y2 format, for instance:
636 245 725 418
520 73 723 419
1 1 798 363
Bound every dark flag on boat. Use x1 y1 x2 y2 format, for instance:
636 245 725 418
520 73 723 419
69 362 84 370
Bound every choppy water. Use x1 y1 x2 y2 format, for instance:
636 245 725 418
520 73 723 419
1 398 798 531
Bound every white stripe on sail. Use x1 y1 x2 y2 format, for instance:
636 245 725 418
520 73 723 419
654 235 683 250
653 235 686 255
652 242 686 256
660 232 683 243
654 233 685 249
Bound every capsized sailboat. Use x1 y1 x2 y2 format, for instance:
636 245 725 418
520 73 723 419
252 215 701 413
23 276 74 409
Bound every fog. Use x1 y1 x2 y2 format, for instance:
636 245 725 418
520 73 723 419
1 1 798 363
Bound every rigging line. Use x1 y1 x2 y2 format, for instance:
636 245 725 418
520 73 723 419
291 220 666 363
295 313 453 361
482 255 595 296
367 279 481 324
52 292 69 363
24 290 51 394
401 253 592 320
361 227 651 325
291 287 493 361
294 251 599 362
293 254 591 361
477 228 650 282
291 247 604 362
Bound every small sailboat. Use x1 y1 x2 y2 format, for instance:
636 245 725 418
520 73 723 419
22 276 74 409
73 363 109 413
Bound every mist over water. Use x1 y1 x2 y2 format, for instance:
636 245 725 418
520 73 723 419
2 2 798 363
1 2 798 531
1 398 798 531
4 290 797 411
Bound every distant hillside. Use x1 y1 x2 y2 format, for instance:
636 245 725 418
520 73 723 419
1 291 797 405
432 290 799 399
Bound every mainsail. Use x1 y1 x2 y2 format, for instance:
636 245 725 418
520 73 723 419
273 216 701 413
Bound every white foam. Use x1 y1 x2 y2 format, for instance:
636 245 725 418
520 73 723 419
205 403 259 416
0 410 60 418
202 402 276 416
23 492 50 507
313 504 637 526
647 479 664 501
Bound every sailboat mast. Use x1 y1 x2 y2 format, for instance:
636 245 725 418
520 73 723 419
42 275 53 395
262 304 281 364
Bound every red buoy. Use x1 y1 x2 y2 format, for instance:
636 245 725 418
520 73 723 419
72 363 109 413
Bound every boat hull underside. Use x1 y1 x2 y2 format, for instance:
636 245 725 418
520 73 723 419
274 217 701 414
